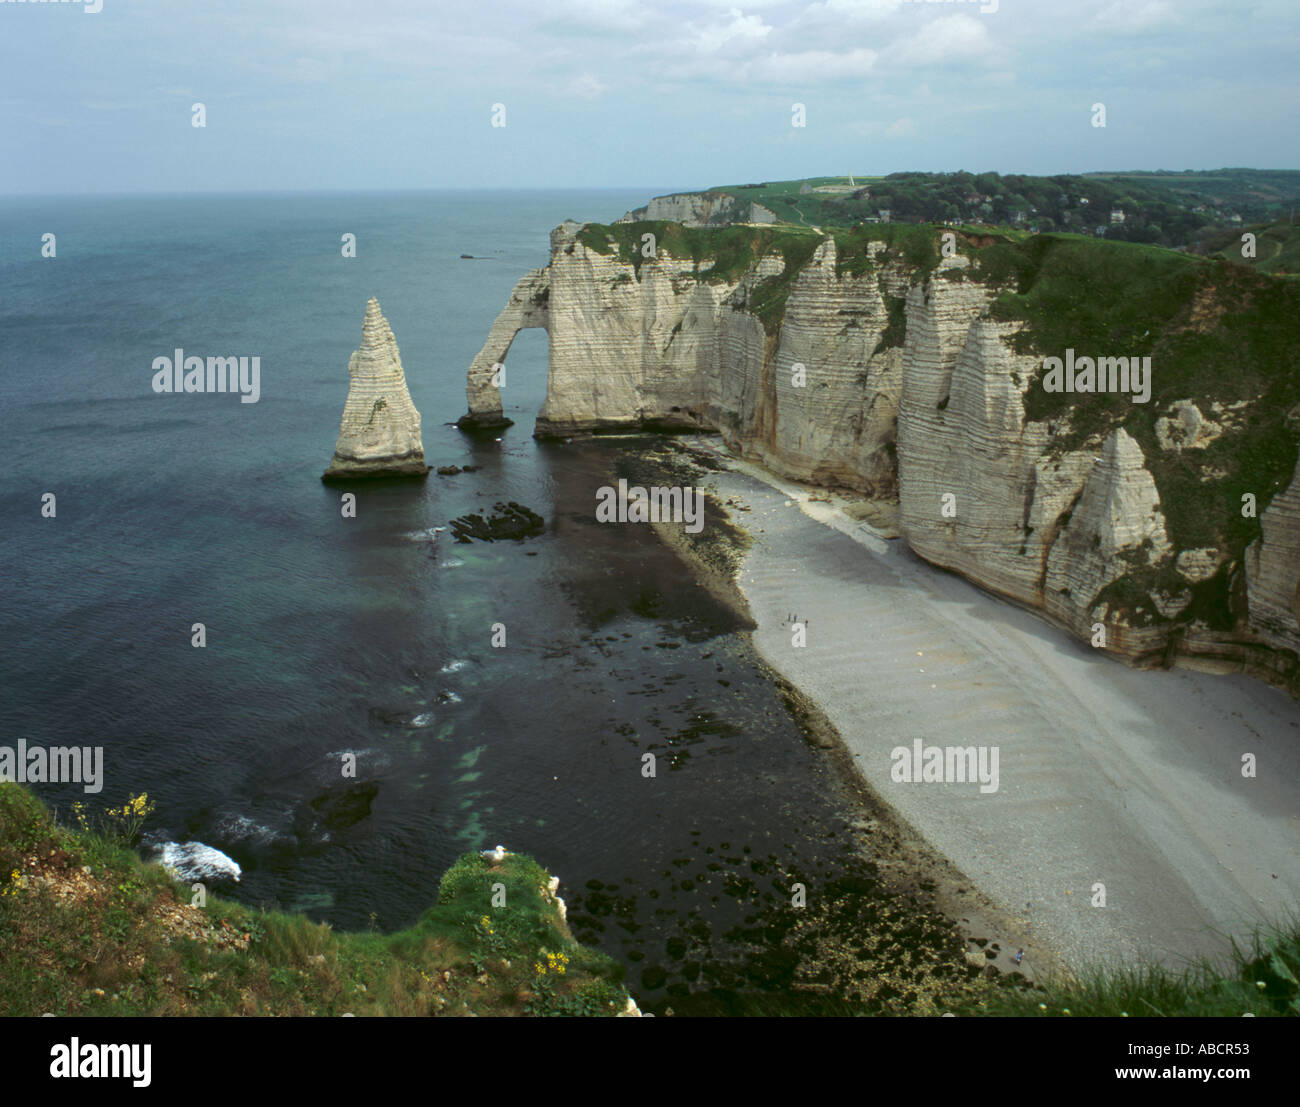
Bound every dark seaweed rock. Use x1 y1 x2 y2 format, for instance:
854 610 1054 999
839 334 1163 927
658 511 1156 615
449 501 544 543
641 965 668 990
368 707 412 727
300 781 379 832
436 465 462 475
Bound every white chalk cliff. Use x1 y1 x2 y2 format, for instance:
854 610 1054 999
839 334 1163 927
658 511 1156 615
324 298 427 479
617 191 779 227
1247 460 1300 652
463 222 1300 691
460 263 552 429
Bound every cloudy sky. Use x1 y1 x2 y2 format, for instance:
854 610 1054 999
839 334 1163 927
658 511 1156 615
2 0 1296 195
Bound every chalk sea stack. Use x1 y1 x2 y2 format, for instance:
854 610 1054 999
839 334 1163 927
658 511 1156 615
322 297 429 481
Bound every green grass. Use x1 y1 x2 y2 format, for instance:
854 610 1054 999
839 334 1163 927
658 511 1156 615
981 234 1300 563
4 783 1298 1017
828 222 943 278
1202 218 1300 274
577 219 823 283
953 918 1300 1017
700 170 1300 247
0 783 630 1017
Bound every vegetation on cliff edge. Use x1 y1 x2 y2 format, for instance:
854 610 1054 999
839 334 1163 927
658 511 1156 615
0 783 630 1017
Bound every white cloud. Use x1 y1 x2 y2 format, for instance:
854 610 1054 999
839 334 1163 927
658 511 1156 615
747 47 878 82
540 0 650 33
565 73 608 99
689 7 773 52
893 13 993 66
817 0 900 22
1094 1 1175 33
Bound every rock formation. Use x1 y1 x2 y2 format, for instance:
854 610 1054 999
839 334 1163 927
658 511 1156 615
1246 458 1300 652
616 191 778 227
459 265 551 430
323 298 428 480
462 219 1300 692
153 841 242 885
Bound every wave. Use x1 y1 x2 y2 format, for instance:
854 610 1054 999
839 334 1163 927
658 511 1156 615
149 840 242 884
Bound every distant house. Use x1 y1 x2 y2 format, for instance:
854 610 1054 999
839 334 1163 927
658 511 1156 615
863 215 881 224
799 182 813 195
878 210 891 223
1080 197 1091 206
1192 204 1208 214
1094 226 1108 236
1110 209 1125 224
1228 213 1243 224
1011 210 1026 224
964 193 982 204
1029 226 1040 235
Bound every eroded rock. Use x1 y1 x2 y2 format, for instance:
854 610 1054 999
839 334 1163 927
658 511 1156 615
323 298 428 480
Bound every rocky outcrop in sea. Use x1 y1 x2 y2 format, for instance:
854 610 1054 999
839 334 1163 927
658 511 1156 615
323 297 428 480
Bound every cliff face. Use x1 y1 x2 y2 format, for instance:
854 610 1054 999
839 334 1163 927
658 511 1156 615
1247 462 1300 652
895 285 1177 648
460 264 551 429
537 224 738 436
325 298 427 479
462 222 1300 690
616 191 778 227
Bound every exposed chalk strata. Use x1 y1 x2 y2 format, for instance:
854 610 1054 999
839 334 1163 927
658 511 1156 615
893 280 1176 642
616 191 777 227
536 224 737 437
1042 429 1172 625
1246 458 1300 652
324 298 427 479
459 267 550 430
1155 400 1223 451
463 221 1300 689
756 239 902 494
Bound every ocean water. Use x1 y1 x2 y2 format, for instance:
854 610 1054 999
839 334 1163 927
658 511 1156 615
0 191 909 1011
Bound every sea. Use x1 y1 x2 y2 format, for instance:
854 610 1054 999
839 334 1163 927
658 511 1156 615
0 190 917 1012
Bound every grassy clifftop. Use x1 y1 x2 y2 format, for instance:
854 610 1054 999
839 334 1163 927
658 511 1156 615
3 782 1296 1016
0 783 632 1017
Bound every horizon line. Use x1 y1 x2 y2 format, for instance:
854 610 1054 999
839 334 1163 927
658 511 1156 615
3 167 1299 201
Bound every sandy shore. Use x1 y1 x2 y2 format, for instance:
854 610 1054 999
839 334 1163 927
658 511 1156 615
688 442 1300 975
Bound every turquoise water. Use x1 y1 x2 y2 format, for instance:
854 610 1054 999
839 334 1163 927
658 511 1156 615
0 191 890 1010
